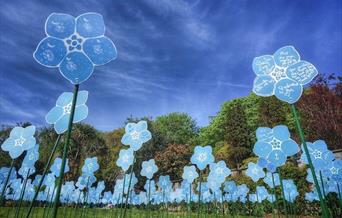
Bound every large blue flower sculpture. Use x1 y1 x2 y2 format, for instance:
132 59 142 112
34 13 117 84
1 126 36 159
140 159 158 179
121 121 152 151
82 157 99 176
209 160 231 184
190 145 215 170
245 162 265 182
182 165 199 183
252 46 318 103
116 148 134 172
300 140 334 170
50 157 70 177
253 125 299 167
46 91 88 134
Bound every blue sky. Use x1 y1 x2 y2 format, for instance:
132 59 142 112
0 0 341 131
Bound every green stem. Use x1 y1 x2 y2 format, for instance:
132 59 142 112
15 169 31 218
0 159 15 205
278 172 288 218
123 152 136 218
271 172 280 218
51 84 79 218
119 172 126 218
25 134 62 218
290 104 330 217
197 170 202 218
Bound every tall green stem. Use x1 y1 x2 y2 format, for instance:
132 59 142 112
0 159 15 205
25 134 62 218
271 172 280 218
123 152 136 218
51 84 79 218
119 172 126 218
290 104 330 217
15 169 31 218
278 172 288 217
197 170 202 218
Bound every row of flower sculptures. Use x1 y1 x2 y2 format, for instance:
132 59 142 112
0 12 340 218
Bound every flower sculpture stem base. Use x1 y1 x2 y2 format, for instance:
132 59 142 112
123 152 136 218
0 159 14 206
52 84 79 218
197 170 202 218
290 104 330 218
25 134 62 218
271 173 280 217
15 169 30 218
278 172 288 217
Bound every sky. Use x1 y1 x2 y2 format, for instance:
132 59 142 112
0 0 341 131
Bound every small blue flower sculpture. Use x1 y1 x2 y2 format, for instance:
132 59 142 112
323 159 342 182
252 46 318 103
50 157 70 177
1 126 36 159
140 159 158 179
209 160 231 184
116 148 134 172
23 144 40 166
121 121 152 151
158 175 171 191
282 179 299 202
34 13 117 84
82 157 99 176
190 145 215 170
245 162 265 182
263 172 280 188
46 90 89 134
182 165 199 183
253 125 299 167
300 140 334 170
256 186 269 202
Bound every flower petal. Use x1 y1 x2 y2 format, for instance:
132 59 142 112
274 78 303 104
54 114 70 134
33 37 67 67
46 106 64 124
281 139 299 156
45 13 75 39
268 150 286 167
83 37 117 65
273 46 300 68
9 147 23 159
10 127 24 138
273 125 290 141
256 127 273 142
56 92 73 107
312 140 328 151
76 91 88 106
140 130 152 143
253 75 276 96
73 105 88 123
59 52 94 84
286 61 318 85
253 141 272 158
1 138 15 152
135 121 148 132
22 126 36 138
76 13 105 38
252 55 275 76
22 137 36 151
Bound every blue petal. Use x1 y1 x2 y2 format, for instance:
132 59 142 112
1 138 15 152
83 37 117 65
22 126 36 138
46 106 63 124
253 75 276 96
121 133 132 146
312 140 328 152
286 61 318 85
45 13 75 39
268 150 286 167
22 137 36 151
281 139 299 156
252 55 275 76
273 125 290 141
34 37 67 67
54 114 70 134
10 127 24 138
256 127 273 142
9 146 23 159
253 141 272 158
273 46 300 68
135 121 148 132
59 52 94 84
140 130 152 143
73 105 88 123
76 13 105 38
274 78 303 104
56 92 73 107
76 91 88 106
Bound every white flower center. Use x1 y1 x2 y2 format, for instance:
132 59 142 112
14 136 26 147
63 103 72 114
330 167 338 174
146 166 152 173
122 154 129 163
270 138 282 150
197 153 207 162
65 34 83 52
312 149 322 159
131 131 140 140
215 167 223 175
270 67 287 81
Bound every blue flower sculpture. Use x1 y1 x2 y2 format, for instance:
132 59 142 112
190 145 215 170
263 172 280 188
282 179 299 202
323 159 342 182
46 90 88 134
121 121 152 151
34 13 117 84
50 157 70 177
116 148 134 172
23 144 40 166
1 126 36 159
252 46 318 103
253 125 299 167
209 160 231 184
300 140 334 170
82 157 99 176
158 175 171 191
245 162 265 182
182 165 199 183
140 159 158 179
